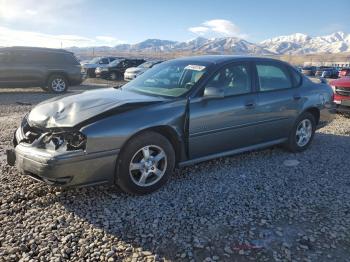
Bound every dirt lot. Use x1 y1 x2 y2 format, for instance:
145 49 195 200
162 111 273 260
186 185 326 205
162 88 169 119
0 82 350 262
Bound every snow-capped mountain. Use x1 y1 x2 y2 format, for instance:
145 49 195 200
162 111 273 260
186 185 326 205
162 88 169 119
68 32 350 55
260 31 350 54
195 37 274 55
111 37 273 55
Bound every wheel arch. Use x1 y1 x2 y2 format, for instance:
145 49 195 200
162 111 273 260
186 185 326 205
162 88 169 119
303 107 320 125
117 125 184 167
45 71 69 86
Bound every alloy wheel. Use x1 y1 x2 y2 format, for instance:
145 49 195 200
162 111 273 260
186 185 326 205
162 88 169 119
51 78 66 92
295 119 312 147
129 145 167 187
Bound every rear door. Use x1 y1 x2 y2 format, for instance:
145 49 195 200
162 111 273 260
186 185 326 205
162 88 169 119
8 51 46 86
253 61 302 143
189 62 261 159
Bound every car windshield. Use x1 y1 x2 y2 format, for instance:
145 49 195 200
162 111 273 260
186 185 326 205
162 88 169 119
123 60 210 97
109 59 123 66
89 57 101 64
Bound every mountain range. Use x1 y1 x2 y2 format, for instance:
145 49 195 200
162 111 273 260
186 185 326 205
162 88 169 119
69 31 350 56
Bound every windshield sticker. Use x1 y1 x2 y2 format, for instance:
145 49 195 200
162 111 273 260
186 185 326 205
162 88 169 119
185 65 206 71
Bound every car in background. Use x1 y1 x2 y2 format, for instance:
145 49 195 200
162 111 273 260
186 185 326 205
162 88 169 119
339 68 350 78
124 60 163 81
7 56 335 194
81 57 119 78
295 66 302 72
301 66 317 76
95 58 145 80
330 77 350 113
0 47 82 93
315 67 338 78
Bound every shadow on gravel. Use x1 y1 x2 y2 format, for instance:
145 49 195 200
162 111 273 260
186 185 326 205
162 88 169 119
58 132 350 260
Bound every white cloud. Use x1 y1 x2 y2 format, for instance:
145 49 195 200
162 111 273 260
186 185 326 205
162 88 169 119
189 19 247 38
0 26 125 48
188 26 209 35
0 0 82 25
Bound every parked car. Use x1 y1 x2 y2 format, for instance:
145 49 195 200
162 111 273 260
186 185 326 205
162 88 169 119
95 58 145 80
315 67 338 78
330 77 350 113
124 60 164 81
339 68 350 78
0 47 82 93
81 57 119 78
7 56 335 194
301 66 317 76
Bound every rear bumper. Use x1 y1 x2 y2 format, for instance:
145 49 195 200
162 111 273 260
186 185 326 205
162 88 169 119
334 95 350 113
8 143 119 187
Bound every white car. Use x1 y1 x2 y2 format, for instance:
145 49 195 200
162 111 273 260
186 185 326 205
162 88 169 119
124 60 163 81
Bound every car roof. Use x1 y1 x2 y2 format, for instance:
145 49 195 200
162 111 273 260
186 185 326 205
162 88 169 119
172 55 290 65
0 46 73 54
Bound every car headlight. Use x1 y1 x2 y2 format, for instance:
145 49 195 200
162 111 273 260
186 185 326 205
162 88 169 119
42 131 86 151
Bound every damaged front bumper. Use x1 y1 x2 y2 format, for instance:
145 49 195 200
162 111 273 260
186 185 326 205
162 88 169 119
7 127 119 187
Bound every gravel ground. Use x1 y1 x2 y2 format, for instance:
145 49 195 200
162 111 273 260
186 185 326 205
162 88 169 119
1 83 350 262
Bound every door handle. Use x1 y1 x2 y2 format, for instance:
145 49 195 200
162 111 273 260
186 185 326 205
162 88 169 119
245 102 255 108
293 94 302 100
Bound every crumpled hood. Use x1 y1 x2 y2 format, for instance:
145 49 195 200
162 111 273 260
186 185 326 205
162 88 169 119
28 88 164 128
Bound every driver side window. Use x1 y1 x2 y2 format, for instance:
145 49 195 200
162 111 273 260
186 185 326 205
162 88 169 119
206 63 251 96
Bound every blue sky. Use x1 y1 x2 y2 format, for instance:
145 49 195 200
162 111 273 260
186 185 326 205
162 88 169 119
0 0 349 47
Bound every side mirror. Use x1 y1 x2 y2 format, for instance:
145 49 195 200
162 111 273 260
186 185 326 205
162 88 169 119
203 86 224 99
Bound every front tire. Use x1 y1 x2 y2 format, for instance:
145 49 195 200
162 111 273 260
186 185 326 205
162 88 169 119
110 72 122 81
285 112 316 152
47 75 68 93
116 132 175 195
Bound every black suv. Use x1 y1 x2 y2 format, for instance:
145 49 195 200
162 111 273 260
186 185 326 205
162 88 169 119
0 47 82 93
95 58 145 80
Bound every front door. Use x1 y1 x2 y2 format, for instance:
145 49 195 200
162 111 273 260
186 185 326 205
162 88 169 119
188 62 260 159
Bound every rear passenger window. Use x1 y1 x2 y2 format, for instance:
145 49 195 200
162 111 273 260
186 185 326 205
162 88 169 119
256 63 292 91
206 63 251 96
64 54 79 65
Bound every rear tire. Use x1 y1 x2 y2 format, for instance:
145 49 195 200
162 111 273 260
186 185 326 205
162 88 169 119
116 131 175 195
87 69 95 78
285 112 316 152
47 75 68 93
